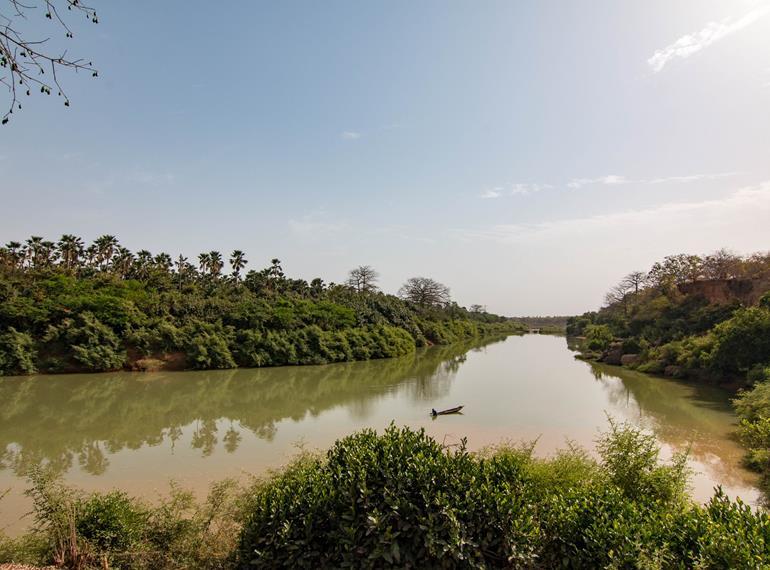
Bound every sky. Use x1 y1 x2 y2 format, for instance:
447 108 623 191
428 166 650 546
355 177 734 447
1 0 769 316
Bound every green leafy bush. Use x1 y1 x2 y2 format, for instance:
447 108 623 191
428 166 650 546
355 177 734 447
6 425 770 568
76 491 147 552
711 307 770 374
43 312 126 372
181 321 237 370
0 326 37 375
584 324 614 351
235 424 770 569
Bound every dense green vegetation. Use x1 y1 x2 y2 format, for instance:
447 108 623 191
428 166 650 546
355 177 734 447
0 235 521 375
567 249 770 495
567 250 770 383
2 424 769 568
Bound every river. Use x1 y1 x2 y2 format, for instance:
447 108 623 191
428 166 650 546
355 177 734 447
0 333 760 535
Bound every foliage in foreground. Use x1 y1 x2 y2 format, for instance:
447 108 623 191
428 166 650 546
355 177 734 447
3 424 770 569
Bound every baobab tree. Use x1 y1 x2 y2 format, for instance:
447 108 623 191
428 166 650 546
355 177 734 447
398 277 450 307
346 265 379 293
604 282 632 316
621 271 647 294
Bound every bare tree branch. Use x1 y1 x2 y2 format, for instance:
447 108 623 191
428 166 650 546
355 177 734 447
0 0 98 124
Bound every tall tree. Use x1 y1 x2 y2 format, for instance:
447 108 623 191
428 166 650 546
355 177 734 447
134 250 153 280
702 248 741 280
268 258 283 279
154 252 173 273
230 250 247 280
604 282 632 316
398 277 450 307
111 247 134 278
346 265 379 293
24 236 44 268
198 252 211 274
93 235 119 270
56 234 83 271
3 241 23 269
647 254 702 290
621 271 647 295
207 251 224 276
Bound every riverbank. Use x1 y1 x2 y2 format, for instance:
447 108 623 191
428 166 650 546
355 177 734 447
1 424 768 568
570 331 770 499
0 252 525 377
1 333 760 543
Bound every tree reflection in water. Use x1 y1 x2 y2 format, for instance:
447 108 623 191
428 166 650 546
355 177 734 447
0 337 504 477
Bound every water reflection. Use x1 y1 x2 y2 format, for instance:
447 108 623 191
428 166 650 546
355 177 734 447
581 359 752 492
0 334 762 537
0 338 500 477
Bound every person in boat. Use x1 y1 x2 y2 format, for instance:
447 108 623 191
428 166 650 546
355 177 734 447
431 408 437 417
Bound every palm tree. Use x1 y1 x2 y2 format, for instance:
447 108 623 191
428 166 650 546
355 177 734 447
175 254 188 274
198 252 210 274
57 235 84 271
93 235 119 270
175 254 189 290
135 250 153 280
40 240 57 267
111 247 134 278
268 258 283 279
84 243 99 268
230 250 247 280
208 251 224 276
25 236 44 269
154 252 173 273
4 241 24 270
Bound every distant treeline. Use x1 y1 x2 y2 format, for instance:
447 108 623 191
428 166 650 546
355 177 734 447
567 248 770 494
513 315 569 331
0 235 523 376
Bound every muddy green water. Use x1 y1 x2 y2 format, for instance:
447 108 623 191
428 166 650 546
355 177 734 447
0 334 761 535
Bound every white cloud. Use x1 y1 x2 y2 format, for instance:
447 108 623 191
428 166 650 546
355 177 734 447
568 172 737 189
459 181 770 244
480 183 552 199
341 131 362 140
510 183 550 195
480 188 503 199
288 213 348 238
648 7 770 73
648 172 738 184
567 175 628 189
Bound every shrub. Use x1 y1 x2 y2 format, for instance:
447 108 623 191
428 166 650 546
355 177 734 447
734 382 770 423
597 419 689 506
235 424 770 569
45 312 126 371
76 491 147 553
584 324 613 351
747 364 770 386
7 425 770 569
236 425 541 568
0 326 37 375
710 307 770 374
182 322 237 370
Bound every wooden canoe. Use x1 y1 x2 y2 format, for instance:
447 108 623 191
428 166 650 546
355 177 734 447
431 406 464 416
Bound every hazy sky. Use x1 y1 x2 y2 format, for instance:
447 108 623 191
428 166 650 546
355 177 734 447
1 0 769 315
